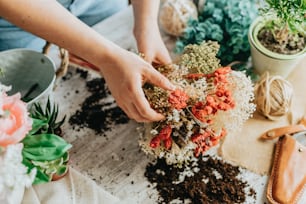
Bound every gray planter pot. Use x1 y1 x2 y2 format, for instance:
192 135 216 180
248 17 306 78
0 49 56 107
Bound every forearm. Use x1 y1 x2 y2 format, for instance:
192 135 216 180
0 0 119 69
131 0 160 31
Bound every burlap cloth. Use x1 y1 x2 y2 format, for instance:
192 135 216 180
220 57 306 175
21 167 133 204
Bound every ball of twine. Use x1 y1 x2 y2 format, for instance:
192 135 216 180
159 0 198 37
254 72 294 120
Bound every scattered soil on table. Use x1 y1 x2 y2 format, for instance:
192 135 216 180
68 69 129 135
145 155 256 204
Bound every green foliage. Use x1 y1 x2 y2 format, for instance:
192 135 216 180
31 152 69 183
30 98 66 134
176 0 258 67
22 99 71 184
22 133 71 184
22 134 72 161
260 0 306 34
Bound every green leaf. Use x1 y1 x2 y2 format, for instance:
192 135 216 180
56 165 68 176
30 97 66 134
22 134 72 161
28 118 48 135
62 152 69 163
22 158 51 184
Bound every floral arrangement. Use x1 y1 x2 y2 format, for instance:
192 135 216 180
0 84 35 203
175 0 258 76
139 41 256 165
0 84 71 203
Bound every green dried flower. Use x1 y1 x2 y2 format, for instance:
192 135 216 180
178 41 221 73
144 85 170 114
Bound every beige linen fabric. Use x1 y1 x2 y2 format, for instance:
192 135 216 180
220 57 306 175
22 167 121 204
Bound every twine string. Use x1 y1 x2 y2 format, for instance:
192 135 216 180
254 72 293 120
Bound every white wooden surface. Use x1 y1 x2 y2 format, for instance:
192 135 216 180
52 6 277 204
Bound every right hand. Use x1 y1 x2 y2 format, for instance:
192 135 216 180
99 48 175 123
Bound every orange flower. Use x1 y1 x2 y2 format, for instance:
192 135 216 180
150 136 161 148
215 67 231 75
0 92 32 147
183 73 206 80
158 125 172 140
164 138 172 150
150 125 173 149
168 89 189 110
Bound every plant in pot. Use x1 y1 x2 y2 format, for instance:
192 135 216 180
22 98 71 184
248 0 306 78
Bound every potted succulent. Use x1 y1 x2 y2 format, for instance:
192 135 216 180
248 0 306 78
22 99 71 184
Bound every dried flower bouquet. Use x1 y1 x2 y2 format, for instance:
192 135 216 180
139 41 256 165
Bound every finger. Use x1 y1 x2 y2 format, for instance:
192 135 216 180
138 50 154 64
127 103 152 123
132 85 165 122
117 102 134 120
144 66 176 91
154 49 172 65
117 94 154 122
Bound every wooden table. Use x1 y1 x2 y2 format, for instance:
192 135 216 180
52 6 287 204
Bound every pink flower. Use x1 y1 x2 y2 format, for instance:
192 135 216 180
0 92 32 147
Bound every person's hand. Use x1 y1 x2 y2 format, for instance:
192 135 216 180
99 47 175 123
133 21 172 65
131 0 171 65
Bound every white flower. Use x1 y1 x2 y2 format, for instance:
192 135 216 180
150 129 159 135
0 144 36 202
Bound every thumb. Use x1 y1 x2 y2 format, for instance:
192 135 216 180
144 66 176 91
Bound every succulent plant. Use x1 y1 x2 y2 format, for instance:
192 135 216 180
30 98 66 135
22 133 72 184
31 152 69 181
22 99 71 184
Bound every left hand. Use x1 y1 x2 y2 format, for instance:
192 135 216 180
133 22 172 65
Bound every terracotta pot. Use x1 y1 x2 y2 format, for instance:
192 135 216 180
52 167 69 181
248 17 306 78
51 152 70 181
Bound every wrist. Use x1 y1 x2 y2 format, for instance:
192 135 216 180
133 20 159 41
81 36 123 74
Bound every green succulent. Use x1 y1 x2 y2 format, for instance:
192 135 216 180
22 133 72 184
30 98 66 134
31 152 69 180
22 99 71 184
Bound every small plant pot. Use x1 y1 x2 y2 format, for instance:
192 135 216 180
0 49 56 107
52 166 69 181
248 17 306 78
51 151 70 181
